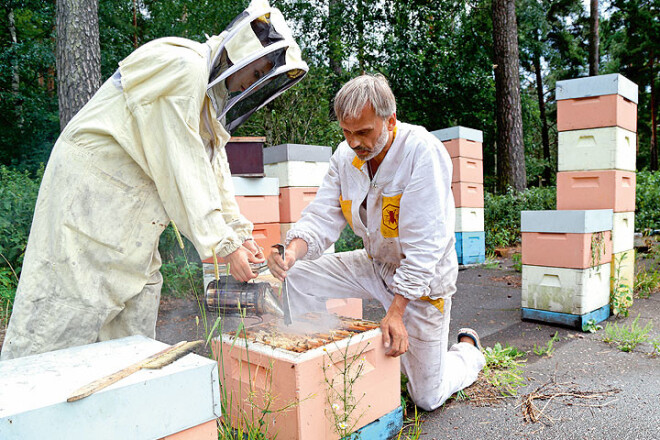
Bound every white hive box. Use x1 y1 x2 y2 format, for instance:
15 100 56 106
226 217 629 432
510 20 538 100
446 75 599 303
455 207 485 232
263 143 332 163
556 73 639 104
232 177 280 196
558 127 636 172
612 212 635 254
522 263 611 315
0 336 221 440
265 161 330 187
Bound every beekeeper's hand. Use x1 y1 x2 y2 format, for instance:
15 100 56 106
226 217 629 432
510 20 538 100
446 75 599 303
242 238 265 263
225 246 259 282
381 294 410 357
267 238 307 282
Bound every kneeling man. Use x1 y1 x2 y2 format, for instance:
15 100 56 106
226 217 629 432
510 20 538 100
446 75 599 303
267 74 485 411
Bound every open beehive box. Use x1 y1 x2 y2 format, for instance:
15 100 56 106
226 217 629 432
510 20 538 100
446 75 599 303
211 314 400 440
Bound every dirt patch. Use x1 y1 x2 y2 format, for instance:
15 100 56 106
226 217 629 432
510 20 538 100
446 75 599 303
489 274 522 288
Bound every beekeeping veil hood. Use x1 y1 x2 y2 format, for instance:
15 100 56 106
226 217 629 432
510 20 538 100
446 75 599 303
207 0 308 133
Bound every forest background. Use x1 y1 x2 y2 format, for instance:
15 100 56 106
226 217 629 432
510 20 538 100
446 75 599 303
0 0 658 304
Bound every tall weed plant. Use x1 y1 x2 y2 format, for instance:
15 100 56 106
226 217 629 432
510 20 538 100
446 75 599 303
484 186 555 251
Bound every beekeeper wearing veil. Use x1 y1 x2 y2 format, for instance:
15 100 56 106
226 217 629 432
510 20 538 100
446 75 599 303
2 0 307 360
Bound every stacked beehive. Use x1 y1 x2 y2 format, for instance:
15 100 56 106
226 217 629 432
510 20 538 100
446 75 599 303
521 73 638 328
202 140 362 318
431 126 486 265
263 143 333 253
265 144 362 318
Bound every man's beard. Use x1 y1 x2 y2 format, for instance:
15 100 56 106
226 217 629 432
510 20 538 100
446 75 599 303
362 123 389 161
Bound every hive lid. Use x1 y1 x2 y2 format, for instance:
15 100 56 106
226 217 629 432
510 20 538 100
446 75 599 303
556 73 638 104
431 126 483 143
521 209 613 233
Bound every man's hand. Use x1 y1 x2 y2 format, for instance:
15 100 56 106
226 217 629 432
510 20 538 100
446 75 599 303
242 238 265 263
381 294 410 357
224 246 258 282
266 238 308 282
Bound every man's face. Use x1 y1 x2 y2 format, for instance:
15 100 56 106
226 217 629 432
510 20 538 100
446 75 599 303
339 104 396 161
226 57 274 93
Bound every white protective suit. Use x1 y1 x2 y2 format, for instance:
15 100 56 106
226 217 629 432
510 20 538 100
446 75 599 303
1 0 307 360
285 122 486 410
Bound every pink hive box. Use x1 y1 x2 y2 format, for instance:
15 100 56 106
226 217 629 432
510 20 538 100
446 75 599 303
452 182 484 208
556 170 636 212
202 223 281 264
212 326 400 440
325 298 363 319
451 157 483 184
442 138 483 160
279 187 319 223
236 195 280 223
522 231 612 269
557 94 637 132
161 420 217 440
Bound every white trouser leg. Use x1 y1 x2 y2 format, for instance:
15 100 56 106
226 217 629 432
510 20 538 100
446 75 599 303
400 297 486 411
287 250 486 411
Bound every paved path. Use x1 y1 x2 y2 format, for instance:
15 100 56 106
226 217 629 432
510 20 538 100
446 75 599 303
418 262 660 440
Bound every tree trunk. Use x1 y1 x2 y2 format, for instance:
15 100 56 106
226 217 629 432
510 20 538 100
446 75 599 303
357 0 365 74
650 47 658 171
492 0 526 192
533 51 551 185
589 0 599 76
56 0 102 131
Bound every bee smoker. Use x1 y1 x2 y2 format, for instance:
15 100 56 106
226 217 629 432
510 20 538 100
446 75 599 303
205 262 284 318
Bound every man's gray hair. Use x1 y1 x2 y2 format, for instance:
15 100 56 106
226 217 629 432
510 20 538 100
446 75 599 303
334 73 397 121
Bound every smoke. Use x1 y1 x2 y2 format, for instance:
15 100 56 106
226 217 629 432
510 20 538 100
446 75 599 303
275 312 341 335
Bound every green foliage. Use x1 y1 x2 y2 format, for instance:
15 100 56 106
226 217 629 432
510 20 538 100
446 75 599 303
582 319 603 333
635 171 660 232
482 343 527 396
532 332 559 357
335 226 364 253
160 255 202 298
603 315 653 353
484 186 556 251
0 265 18 327
0 166 42 271
634 245 660 299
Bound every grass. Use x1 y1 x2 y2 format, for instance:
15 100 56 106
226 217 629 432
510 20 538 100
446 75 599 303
532 332 559 357
481 343 527 396
602 315 653 352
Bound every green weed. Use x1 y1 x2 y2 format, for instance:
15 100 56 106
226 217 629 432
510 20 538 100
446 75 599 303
603 315 653 352
323 338 370 438
482 252 500 269
610 252 634 317
482 343 527 396
533 332 559 357
582 319 603 333
512 253 522 272
635 242 660 299
396 405 423 440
